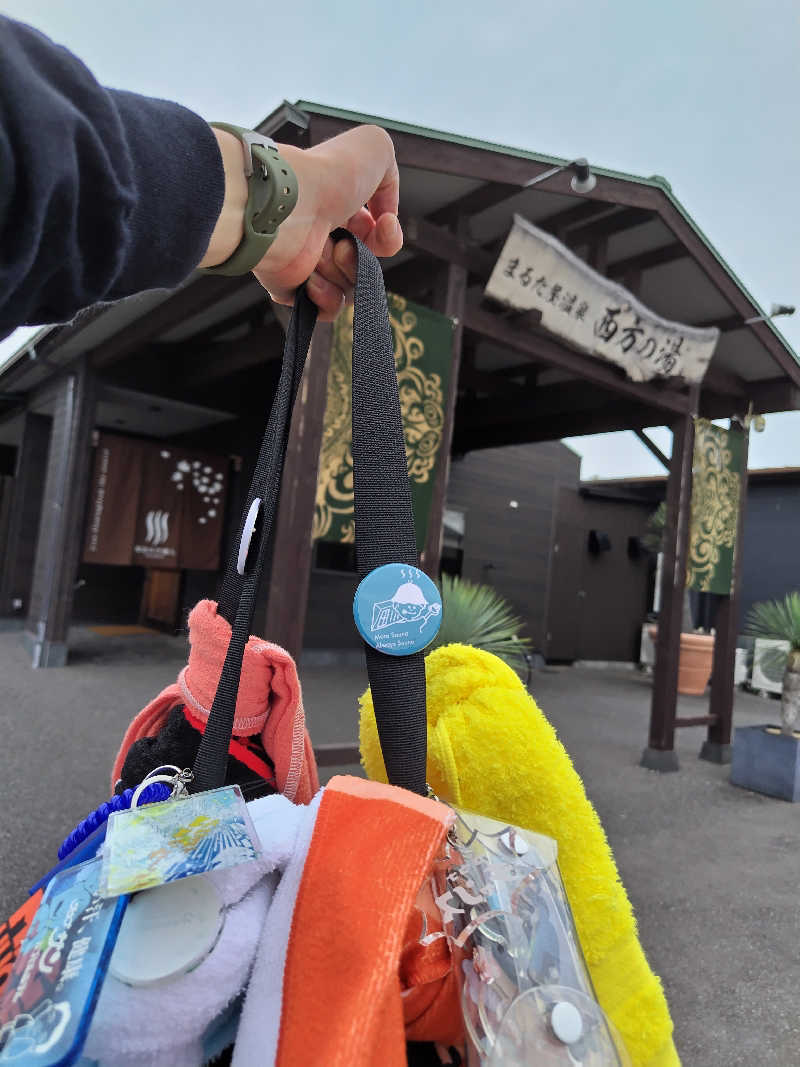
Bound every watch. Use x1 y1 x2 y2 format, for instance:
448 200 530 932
201 123 299 276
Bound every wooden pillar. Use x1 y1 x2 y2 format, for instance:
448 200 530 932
24 361 96 667
641 407 695 771
701 420 750 763
420 243 467 577
0 412 50 617
262 323 333 661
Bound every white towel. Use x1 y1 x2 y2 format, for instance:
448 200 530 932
232 791 323 1067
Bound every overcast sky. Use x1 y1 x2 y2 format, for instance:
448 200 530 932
2 0 798 478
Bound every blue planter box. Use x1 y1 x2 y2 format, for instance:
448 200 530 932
730 725 800 802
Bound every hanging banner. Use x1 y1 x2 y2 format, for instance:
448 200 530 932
83 434 228 571
686 419 745 594
484 214 719 383
313 293 454 551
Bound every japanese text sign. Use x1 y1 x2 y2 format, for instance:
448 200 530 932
485 215 719 383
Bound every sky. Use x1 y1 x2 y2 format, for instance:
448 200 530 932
2 0 799 479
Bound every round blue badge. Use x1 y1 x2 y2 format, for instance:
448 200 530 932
353 563 443 656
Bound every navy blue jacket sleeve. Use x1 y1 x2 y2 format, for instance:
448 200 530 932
0 16 226 339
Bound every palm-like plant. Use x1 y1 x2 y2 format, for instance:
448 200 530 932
430 575 532 671
746 593 800 735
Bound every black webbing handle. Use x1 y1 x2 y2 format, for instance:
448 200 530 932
192 234 427 796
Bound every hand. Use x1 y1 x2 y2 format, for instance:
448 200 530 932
199 125 403 321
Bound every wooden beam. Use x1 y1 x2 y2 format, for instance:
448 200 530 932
421 243 467 575
606 242 686 280
634 429 670 469
401 215 496 277
696 314 747 334
91 275 259 369
675 715 719 728
308 113 661 211
459 366 526 398
641 404 697 770
539 201 617 238
24 360 97 666
308 112 800 389
453 402 667 452
566 207 653 246
431 180 520 226
701 364 748 398
463 303 691 414
702 420 750 762
262 323 334 659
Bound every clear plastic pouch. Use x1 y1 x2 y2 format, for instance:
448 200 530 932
434 809 630 1066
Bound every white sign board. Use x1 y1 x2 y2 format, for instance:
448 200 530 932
484 215 719 383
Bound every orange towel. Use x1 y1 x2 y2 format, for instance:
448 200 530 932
111 599 318 803
275 777 455 1067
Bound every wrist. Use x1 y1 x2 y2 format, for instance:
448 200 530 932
197 128 248 269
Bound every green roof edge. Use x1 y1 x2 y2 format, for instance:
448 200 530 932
294 100 798 368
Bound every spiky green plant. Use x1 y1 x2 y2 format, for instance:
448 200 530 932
643 501 667 554
746 593 800 735
430 575 531 671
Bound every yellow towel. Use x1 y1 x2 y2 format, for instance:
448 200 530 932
359 643 680 1067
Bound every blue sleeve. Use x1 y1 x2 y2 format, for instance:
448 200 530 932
0 16 226 339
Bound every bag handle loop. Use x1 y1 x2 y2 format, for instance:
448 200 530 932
192 234 428 796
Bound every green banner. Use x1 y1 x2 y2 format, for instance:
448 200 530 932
313 292 454 551
687 418 745 595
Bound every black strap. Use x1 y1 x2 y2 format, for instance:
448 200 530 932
192 234 427 796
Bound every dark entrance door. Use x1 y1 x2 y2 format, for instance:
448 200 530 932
546 488 652 662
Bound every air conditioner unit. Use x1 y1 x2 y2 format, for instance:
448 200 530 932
752 638 790 695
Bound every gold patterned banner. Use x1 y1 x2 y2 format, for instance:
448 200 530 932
687 419 745 594
313 293 454 551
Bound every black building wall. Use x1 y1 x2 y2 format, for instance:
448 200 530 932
738 477 800 630
302 441 581 651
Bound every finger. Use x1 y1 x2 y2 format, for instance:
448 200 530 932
331 239 357 285
344 206 375 243
318 236 355 290
306 270 346 322
316 257 354 307
363 213 403 258
362 127 400 220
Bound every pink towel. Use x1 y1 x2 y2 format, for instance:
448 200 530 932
111 599 318 803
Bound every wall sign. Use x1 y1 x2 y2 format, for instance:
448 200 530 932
485 215 719 384
83 434 228 570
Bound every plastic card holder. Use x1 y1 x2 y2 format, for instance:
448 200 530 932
100 785 260 899
0 858 127 1067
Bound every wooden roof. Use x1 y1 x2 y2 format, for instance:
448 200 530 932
1 101 797 451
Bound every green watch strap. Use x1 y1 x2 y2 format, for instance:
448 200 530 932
201 123 298 276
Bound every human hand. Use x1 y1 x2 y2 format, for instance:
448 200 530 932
200 125 403 320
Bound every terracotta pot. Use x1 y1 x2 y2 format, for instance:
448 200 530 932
648 627 715 696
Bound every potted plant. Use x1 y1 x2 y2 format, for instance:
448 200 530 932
644 503 715 696
430 575 532 675
730 593 800 801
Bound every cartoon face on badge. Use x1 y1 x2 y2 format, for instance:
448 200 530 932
371 581 442 633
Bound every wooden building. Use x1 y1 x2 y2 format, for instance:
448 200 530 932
1 101 798 772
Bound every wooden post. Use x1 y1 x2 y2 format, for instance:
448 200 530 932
421 238 467 577
0 412 50 617
24 361 96 667
641 406 695 771
701 420 750 763
262 323 333 661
